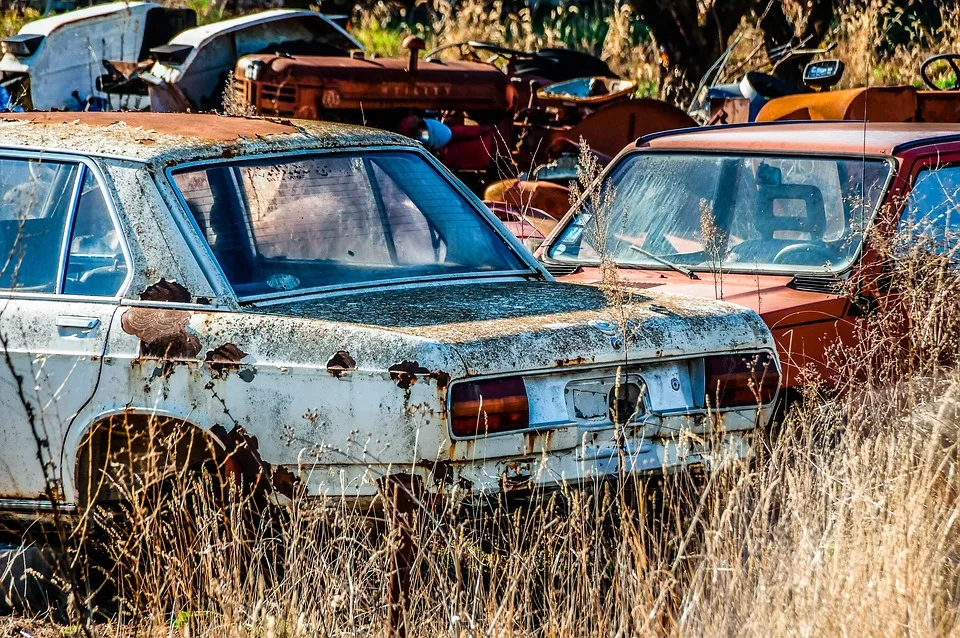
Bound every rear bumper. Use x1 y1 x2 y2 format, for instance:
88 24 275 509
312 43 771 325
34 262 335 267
293 429 753 506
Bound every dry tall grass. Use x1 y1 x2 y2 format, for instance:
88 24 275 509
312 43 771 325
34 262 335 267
353 0 661 94
0 2 957 635
15 358 960 636
350 0 960 101
828 0 960 88
0 173 953 638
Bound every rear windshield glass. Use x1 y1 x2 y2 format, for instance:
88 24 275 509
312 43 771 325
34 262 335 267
547 152 891 275
172 151 526 297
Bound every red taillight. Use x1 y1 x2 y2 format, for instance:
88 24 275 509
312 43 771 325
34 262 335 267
451 377 529 438
705 352 779 408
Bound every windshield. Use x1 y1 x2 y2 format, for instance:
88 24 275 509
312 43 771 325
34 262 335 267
172 151 526 297
547 152 892 275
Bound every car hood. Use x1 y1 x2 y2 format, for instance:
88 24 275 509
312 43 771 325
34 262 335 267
557 267 848 328
256 281 774 376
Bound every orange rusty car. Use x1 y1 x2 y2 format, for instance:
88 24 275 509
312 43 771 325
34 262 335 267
538 121 960 392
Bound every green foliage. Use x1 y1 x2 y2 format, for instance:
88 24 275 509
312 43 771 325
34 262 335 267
0 8 39 38
353 21 407 57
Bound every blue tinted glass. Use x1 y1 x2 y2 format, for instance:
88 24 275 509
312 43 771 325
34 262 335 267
0 159 78 292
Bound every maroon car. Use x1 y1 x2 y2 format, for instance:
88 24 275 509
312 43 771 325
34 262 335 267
539 122 960 390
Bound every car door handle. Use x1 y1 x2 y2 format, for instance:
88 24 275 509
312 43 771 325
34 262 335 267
56 316 101 330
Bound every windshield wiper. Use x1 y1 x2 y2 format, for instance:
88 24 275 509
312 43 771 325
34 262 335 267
629 245 700 280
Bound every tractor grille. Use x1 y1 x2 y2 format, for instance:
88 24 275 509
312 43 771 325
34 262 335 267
259 84 298 116
260 83 297 105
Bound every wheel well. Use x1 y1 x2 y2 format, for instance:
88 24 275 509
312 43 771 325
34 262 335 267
75 413 222 508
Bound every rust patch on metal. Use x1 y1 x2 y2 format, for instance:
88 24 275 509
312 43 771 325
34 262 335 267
6 112 299 141
121 308 201 359
388 361 430 390
425 370 451 390
416 459 455 488
270 465 298 497
139 278 191 303
326 351 357 378
501 461 532 489
523 429 554 455
205 343 255 382
210 424 300 499
206 343 246 364
556 356 588 367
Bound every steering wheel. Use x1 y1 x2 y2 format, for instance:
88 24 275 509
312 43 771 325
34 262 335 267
773 243 836 266
425 40 526 64
921 54 960 91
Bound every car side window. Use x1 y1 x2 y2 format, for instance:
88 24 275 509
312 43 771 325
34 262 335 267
63 170 127 297
0 158 80 292
900 164 960 257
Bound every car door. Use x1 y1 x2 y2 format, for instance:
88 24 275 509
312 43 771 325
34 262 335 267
0 155 128 504
897 155 960 256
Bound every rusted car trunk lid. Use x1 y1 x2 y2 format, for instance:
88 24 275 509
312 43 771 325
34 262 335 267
258 282 773 375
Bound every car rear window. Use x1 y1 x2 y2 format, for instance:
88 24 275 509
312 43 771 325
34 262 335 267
171 150 526 298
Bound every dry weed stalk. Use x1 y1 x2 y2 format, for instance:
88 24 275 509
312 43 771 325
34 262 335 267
699 198 726 300
3 216 960 636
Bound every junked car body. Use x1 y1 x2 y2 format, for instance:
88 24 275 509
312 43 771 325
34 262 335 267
144 9 362 112
0 2 195 111
0 113 778 535
539 122 960 391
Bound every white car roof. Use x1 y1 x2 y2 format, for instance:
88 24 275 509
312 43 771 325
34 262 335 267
168 9 362 50
17 1 159 36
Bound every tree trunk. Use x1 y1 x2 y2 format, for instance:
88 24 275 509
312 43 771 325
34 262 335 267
629 0 753 106
758 0 836 84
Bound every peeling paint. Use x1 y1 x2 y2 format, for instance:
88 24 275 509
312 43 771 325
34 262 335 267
326 351 356 378
388 361 430 390
416 459 455 488
121 308 201 359
426 370 451 390
139 278 191 303
210 423 301 499
205 343 254 381
501 461 532 489
206 343 246 364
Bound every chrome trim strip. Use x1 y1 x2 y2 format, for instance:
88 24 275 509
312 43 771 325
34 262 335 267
55 164 86 294
0 143 147 164
242 270 537 304
0 498 77 513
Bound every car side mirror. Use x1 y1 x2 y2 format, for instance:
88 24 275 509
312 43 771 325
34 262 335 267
803 59 845 91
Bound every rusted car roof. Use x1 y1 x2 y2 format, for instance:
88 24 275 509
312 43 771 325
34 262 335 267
643 121 960 156
0 112 415 162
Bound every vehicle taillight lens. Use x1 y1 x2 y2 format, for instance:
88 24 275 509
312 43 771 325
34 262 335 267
705 352 779 408
451 377 529 437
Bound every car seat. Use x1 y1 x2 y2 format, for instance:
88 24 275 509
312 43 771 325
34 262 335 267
731 183 827 263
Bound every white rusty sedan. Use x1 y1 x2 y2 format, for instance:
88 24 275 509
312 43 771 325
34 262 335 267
0 113 778 526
